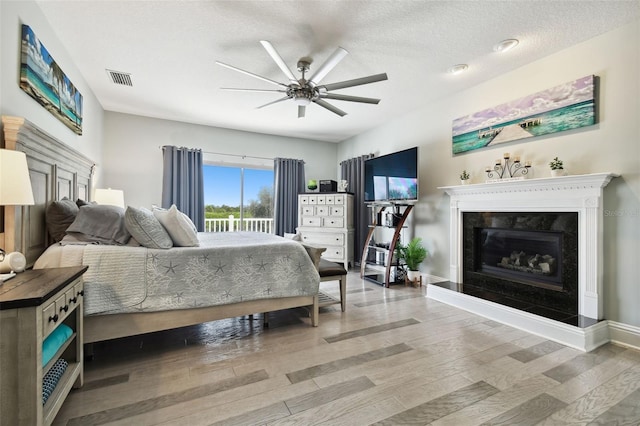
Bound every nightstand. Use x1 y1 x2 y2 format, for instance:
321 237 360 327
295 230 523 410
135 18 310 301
0 266 88 426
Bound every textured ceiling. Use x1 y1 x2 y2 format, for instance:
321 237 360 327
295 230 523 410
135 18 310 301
36 0 639 142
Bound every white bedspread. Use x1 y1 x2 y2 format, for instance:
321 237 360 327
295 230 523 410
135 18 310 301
34 232 320 316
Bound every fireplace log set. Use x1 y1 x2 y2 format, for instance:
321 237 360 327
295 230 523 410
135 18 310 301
498 250 557 275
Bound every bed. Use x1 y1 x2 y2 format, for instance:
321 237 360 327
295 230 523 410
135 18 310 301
1 116 320 343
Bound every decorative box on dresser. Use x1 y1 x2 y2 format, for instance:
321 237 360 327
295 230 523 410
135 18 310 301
0 266 87 426
297 193 354 270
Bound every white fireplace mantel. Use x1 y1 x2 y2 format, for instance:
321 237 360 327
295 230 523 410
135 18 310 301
439 173 618 321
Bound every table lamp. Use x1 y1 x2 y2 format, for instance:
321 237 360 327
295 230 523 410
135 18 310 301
94 188 125 208
0 149 35 281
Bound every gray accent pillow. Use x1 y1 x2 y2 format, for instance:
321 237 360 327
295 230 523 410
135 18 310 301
125 206 173 249
66 204 131 245
75 198 95 208
301 243 326 271
46 197 79 242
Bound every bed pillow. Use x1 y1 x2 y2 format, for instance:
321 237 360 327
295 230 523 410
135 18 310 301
75 198 95 208
66 204 131 245
153 205 199 247
301 243 326 270
284 232 302 242
125 206 173 249
46 197 79 242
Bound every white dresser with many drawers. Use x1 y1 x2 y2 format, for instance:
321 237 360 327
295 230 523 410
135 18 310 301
297 193 354 270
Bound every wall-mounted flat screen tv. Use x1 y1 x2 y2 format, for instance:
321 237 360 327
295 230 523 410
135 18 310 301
364 147 418 203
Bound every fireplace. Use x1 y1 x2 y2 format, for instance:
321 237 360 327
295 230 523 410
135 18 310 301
433 174 617 351
462 211 578 316
476 228 563 288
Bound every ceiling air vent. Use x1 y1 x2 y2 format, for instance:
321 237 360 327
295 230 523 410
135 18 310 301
106 69 133 86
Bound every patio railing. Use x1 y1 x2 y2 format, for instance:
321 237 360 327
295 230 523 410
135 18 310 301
205 215 273 234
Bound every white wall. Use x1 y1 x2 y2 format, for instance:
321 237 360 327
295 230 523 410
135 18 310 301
103 112 338 209
338 20 640 326
0 0 104 180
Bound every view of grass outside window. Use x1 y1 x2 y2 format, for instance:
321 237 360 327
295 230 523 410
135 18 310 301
203 164 274 233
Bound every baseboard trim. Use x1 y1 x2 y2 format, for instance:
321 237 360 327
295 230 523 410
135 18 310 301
426 283 610 352
608 321 640 351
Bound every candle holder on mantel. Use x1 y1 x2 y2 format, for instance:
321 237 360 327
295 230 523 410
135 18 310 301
486 152 531 180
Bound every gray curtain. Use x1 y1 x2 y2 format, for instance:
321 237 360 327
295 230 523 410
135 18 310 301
273 158 305 236
341 154 373 265
161 145 205 231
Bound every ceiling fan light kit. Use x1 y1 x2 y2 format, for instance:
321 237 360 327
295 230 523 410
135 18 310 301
217 40 388 118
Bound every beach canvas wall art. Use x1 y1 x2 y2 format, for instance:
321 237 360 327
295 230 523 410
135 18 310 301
452 75 595 155
20 24 83 135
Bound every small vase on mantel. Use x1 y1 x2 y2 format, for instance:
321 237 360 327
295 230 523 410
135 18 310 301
406 270 421 281
459 170 470 185
548 157 565 177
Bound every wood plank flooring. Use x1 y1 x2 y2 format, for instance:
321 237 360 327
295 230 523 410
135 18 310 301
52 272 640 425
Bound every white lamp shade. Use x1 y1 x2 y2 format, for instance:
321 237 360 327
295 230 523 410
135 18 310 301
0 149 35 206
94 188 125 208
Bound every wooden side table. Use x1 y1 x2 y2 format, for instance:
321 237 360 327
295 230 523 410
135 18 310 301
0 266 87 426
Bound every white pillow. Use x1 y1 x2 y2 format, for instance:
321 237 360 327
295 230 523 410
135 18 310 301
284 232 302 241
153 205 199 247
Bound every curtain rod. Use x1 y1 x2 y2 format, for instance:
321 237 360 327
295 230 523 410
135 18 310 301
160 146 273 161
203 150 274 161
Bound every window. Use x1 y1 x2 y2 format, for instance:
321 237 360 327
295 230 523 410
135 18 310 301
203 164 274 233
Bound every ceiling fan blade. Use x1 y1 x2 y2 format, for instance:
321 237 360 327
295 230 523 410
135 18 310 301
256 96 291 109
216 61 288 89
221 88 287 93
320 73 388 91
313 99 347 117
298 105 306 118
308 47 349 87
260 40 299 85
319 93 381 104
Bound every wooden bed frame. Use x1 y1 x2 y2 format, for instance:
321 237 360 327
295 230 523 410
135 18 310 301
1 116 318 344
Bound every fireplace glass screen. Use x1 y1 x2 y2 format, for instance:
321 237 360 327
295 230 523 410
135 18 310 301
476 228 563 290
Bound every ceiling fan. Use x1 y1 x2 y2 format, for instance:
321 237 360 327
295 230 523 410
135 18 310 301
216 40 388 118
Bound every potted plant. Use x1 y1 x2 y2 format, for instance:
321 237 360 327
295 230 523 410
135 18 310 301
398 237 428 281
549 157 564 177
460 170 470 184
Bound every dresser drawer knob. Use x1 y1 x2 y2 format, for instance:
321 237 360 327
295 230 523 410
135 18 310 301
59 305 69 313
70 296 77 304
77 290 84 297
49 314 59 323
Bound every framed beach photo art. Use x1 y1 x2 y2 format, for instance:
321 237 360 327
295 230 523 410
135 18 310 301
452 75 596 155
20 24 83 135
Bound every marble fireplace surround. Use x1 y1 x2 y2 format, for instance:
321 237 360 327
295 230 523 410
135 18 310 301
435 173 618 351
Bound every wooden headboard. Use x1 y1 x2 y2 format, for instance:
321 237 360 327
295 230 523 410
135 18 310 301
1 116 95 267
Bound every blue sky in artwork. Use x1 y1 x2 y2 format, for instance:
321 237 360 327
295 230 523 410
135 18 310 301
452 75 594 135
203 165 273 206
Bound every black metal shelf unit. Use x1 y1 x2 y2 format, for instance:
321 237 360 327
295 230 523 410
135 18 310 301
360 204 413 287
